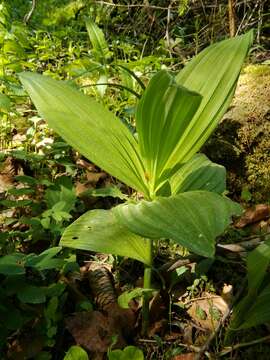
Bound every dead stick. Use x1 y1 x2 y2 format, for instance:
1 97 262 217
218 334 270 356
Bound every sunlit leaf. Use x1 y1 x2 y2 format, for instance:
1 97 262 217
114 191 242 257
118 288 153 309
171 31 253 165
60 209 151 265
170 154 226 195
19 72 148 195
64 345 89 360
136 70 202 192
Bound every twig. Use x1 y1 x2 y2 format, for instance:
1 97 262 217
90 1 179 11
24 0 36 24
217 232 270 253
218 334 270 357
138 338 201 352
165 2 172 56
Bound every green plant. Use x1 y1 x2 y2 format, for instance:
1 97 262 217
19 31 252 332
226 238 270 343
64 345 89 360
0 246 77 350
108 345 144 360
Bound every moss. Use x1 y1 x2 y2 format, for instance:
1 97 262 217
204 64 270 203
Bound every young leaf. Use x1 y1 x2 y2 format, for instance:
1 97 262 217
85 18 110 64
136 70 202 192
64 345 89 360
108 346 144 360
118 288 153 309
60 209 152 265
114 191 242 258
19 72 147 195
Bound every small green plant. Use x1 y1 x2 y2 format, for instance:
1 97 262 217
108 345 144 360
64 345 89 360
226 238 270 343
19 31 252 332
0 246 77 350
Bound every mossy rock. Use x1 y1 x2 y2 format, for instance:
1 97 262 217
203 64 270 203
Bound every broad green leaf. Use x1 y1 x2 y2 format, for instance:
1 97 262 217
247 239 270 294
238 282 270 329
114 191 242 258
85 18 110 64
60 209 152 265
136 70 202 192
64 345 89 360
170 154 226 195
171 31 253 165
118 288 153 309
19 72 147 195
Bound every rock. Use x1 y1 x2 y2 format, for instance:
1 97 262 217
203 64 270 202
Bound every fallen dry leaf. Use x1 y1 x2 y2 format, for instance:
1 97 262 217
76 158 96 172
86 171 107 184
75 181 94 196
187 292 229 331
235 204 270 228
66 311 126 353
148 319 167 338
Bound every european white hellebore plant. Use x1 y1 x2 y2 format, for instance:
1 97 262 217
19 31 252 331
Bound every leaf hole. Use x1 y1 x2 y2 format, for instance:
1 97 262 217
72 236 78 240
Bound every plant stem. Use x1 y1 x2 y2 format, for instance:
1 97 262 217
142 239 152 336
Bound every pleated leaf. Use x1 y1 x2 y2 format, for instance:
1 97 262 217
60 209 152 265
168 31 253 166
170 154 226 195
19 72 148 194
136 70 202 191
114 191 242 257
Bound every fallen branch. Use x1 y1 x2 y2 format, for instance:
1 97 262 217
218 334 270 356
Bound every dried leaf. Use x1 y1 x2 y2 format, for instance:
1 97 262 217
235 204 270 228
66 311 126 353
86 171 107 184
187 292 229 331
